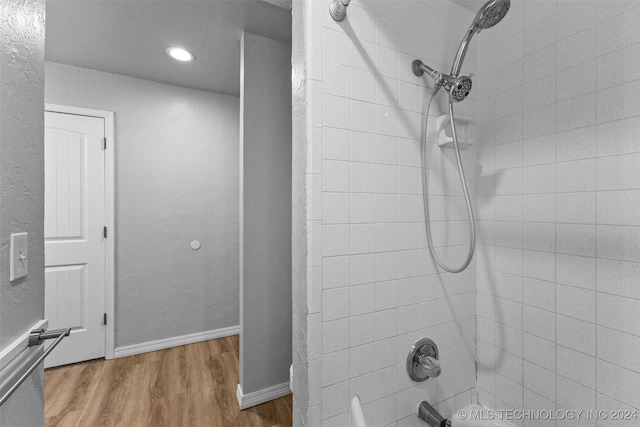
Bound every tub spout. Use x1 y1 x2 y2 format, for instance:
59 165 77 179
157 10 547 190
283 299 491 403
418 401 451 427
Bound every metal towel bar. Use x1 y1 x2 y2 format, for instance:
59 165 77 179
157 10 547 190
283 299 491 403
0 327 70 407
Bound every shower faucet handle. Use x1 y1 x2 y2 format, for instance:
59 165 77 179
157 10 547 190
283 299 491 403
407 338 440 382
417 354 441 378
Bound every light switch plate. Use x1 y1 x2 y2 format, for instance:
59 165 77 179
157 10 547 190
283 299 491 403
10 232 28 281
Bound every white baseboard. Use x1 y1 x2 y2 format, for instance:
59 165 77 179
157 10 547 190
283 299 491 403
114 325 240 358
236 382 292 410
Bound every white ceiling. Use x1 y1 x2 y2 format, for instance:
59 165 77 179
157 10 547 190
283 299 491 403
45 0 292 97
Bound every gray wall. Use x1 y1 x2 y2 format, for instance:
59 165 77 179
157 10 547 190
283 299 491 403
0 0 46 425
45 63 240 347
239 32 292 395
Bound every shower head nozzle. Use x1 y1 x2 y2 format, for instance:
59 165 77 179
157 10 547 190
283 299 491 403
450 0 510 77
474 0 511 29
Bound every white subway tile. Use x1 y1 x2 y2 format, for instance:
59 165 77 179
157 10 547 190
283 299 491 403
557 60 596 102
557 344 596 389
374 365 397 400
557 93 597 133
350 162 375 193
350 99 376 133
523 222 556 252
597 360 640 408
376 134 398 165
597 190 640 226
523 278 555 311
350 283 374 316
524 305 555 340
556 224 596 257
375 163 398 194
556 192 596 224
323 127 350 160
522 250 555 282
374 308 397 340
557 285 595 323
557 160 596 193
557 26 596 71
597 117 640 156
597 225 640 262
323 93 350 129
323 61 350 96
556 376 596 413
556 254 596 290
374 280 397 311
598 80 640 124
596 392 639 427
524 105 556 139
323 160 350 191
350 253 375 285
524 45 557 83
523 134 556 167
524 333 555 372
323 192 349 224
350 223 375 254
322 349 350 386
322 28 350 66
596 41 640 91
322 318 350 354
597 6 640 56
557 314 595 355
597 113 640 156
321 380 349 419
597 153 640 191
375 251 397 282
524 361 556 402
350 193 375 224
597 326 640 373
323 287 350 321
351 130 375 163
349 313 374 347
323 224 350 256
596 258 640 299
597 292 640 336
523 194 556 223
556 126 596 162
557 0 596 41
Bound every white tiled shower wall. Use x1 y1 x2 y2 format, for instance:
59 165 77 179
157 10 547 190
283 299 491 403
295 0 484 425
475 1 640 426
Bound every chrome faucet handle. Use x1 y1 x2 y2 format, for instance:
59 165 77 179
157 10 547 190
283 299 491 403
418 354 441 378
406 338 440 382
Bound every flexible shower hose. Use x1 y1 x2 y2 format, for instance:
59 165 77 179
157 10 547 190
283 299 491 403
421 86 476 273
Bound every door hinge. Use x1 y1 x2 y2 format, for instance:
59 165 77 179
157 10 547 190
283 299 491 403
103 313 107 325
103 226 107 238
102 137 107 150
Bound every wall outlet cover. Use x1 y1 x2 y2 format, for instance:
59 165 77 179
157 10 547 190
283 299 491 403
10 232 28 281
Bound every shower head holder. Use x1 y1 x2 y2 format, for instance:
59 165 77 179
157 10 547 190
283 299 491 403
412 59 472 102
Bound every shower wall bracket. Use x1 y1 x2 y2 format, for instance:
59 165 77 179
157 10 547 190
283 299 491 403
329 0 351 22
436 114 474 148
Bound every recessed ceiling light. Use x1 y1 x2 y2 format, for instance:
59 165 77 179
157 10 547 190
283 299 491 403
166 47 195 62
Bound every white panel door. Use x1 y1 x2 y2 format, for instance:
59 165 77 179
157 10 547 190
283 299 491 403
44 111 106 367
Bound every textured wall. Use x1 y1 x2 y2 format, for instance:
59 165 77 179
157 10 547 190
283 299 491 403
239 32 292 396
293 0 480 425
45 63 240 347
0 0 46 425
475 1 640 425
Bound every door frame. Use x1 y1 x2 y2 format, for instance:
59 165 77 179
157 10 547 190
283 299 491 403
45 103 115 360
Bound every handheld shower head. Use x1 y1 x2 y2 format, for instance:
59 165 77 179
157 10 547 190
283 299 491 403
474 0 511 29
450 0 510 77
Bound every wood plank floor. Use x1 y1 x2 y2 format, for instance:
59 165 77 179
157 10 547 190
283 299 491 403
44 335 292 427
